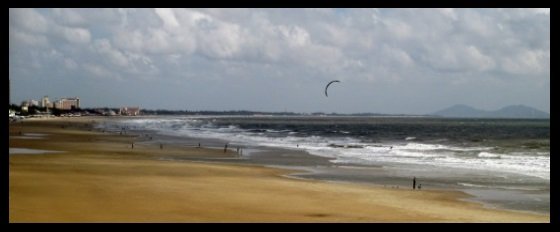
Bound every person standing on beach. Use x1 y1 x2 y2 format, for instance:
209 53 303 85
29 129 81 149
413 176 417 190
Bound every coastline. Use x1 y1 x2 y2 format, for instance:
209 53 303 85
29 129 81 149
9 117 549 222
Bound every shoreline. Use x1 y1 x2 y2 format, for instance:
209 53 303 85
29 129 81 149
9 117 549 222
107 117 549 216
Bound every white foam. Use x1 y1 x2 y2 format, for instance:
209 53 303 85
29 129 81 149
458 182 488 188
478 152 501 159
9 148 62 155
97 117 550 181
458 182 543 191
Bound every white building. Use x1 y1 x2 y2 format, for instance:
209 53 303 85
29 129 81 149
30 100 39 107
119 107 140 116
54 97 80 110
40 96 50 108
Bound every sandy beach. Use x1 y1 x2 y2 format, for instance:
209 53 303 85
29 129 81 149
9 117 549 222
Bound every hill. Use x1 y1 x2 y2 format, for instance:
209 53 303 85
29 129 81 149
433 104 549 118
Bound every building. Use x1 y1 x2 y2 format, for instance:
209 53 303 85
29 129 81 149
30 100 39 107
54 97 80 110
119 107 140 116
40 96 50 108
21 99 39 107
20 101 29 112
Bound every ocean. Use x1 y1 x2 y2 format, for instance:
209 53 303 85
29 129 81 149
96 115 550 214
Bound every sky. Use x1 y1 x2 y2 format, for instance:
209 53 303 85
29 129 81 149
9 8 550 114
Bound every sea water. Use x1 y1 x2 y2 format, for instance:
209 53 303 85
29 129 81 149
97 116 550 214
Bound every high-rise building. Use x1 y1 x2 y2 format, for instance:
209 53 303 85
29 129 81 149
21 99 38 107
54 97 80 110
41 96 50 108
30 100 39 107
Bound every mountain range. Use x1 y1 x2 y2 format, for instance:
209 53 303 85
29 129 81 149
432 104 549 118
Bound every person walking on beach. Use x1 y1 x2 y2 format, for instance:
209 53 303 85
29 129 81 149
224 143 228 153
413 176 417 190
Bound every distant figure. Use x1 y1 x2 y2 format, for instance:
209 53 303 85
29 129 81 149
224 143 228 153
198 143 201 148
132 143 134 149
236 147 240 154
418 184 422 190
390 146 393 149
297 144 299 148
413 176 417 190
160 144 163 149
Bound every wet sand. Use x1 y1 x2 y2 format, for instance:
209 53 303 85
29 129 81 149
9 117 549 222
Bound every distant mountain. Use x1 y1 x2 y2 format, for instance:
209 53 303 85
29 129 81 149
433 104 549 118
491 105 550 118
433 104 486 118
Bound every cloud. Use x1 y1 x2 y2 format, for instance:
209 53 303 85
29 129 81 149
9 8 549 113
9 28 49 47
155 8 180 28
92 39 129 67
58 26 91 44
64 58 78 69
52 8 86 26
501 49 550 75
9 8 48 33
82 63 120 80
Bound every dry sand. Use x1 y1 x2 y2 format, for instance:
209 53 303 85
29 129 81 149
9 117 549 222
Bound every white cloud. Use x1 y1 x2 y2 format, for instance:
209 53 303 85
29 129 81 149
196 21 243 58
384 19 412 40
438 8 458 20
533 8 550 15
52 8 86 26
113 29 145 53
381 45 414 67
155 8 180 28
92 39 129 68
501 49 549 75
277 25 311 47
8 8 550 113
59 26 91 44
82 63 120 80
422 44 496 73
64 58 78 70
9 8 48 33
10 28 49 47
464 45 495 71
